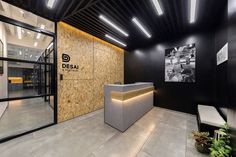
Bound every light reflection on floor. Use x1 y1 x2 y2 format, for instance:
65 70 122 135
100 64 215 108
0 89 53 139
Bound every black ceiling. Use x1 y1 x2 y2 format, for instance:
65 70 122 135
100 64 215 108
3 0 227 51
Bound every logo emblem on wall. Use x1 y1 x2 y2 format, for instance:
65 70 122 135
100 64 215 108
62 53 79 71
62 53 70 62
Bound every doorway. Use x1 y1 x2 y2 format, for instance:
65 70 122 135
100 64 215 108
0 1 57 142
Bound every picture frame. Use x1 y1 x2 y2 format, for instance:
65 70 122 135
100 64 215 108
165 43 196 83
0 39 3 74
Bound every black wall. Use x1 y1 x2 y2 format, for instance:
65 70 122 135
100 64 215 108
214 1 228 108
125 31 216 114
227 0 236 154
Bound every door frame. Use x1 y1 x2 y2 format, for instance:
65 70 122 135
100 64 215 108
0 14 57 143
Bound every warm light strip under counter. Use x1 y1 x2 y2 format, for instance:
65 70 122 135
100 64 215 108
111 86 154 102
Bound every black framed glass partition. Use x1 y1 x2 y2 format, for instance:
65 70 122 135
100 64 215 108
0 1 57 143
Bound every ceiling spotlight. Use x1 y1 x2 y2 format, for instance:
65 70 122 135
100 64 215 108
132 17 152 38
36 33 41 39
47 0 56 9
105 34 127 47
36 24 45 39
99 15 129 37
16 26 22 39
190 0 197 23
151 0 163 15
34 42 38 47
20 10 24 14
40 24 45 29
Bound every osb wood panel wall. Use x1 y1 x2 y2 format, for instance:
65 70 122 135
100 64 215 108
57 22 124 123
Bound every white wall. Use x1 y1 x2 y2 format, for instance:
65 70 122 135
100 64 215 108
0 22 8 118
7 34 53 50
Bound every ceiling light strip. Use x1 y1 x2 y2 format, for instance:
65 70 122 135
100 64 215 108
105 34 127 47
99 15 129 37
34 42 38 47
47 0 56 9
190 0 197 23
151 0 163 15
36 33 41 39
132 17 152 38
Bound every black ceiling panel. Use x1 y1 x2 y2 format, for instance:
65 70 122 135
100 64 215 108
3 0 227 51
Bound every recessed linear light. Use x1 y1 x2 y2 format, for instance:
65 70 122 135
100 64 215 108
190 0 197 23
16 26 22 39
99 15 129 37
47 0 56 9
105 34 127 47
151 0 163 15
132 17 152 38
34 42 38 47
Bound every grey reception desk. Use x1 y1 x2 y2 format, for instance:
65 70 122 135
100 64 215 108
104 82 154 132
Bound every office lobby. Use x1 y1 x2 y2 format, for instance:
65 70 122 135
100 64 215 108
0 0 235 157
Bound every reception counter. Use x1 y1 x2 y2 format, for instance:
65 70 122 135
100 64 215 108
104 82 154 132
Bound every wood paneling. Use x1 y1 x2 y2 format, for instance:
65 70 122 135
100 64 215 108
57 22 124 122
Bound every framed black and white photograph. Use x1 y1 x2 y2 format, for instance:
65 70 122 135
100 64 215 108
165 43 196 82
0 39 3 74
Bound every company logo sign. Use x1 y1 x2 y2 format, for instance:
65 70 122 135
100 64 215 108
62 53 79 71
62 53 70 62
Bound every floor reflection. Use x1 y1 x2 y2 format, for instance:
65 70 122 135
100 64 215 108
0 91 54 139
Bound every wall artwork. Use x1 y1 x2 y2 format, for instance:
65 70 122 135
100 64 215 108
165 43 196 82
0 40 3 74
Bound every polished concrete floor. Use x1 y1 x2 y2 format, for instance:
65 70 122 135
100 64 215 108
0 89 54 139
0 107 207 157
8 89 39 98
0 98 54 139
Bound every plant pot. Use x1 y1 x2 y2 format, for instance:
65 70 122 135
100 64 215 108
195 142 210 154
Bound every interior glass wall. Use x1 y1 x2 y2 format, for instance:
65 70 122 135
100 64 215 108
0 1 56 142
0 1 55 32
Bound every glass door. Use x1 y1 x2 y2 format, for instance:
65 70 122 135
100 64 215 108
0 1 57 142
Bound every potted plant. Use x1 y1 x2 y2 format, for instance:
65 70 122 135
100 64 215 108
192 131 211 154
210 124 232 157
